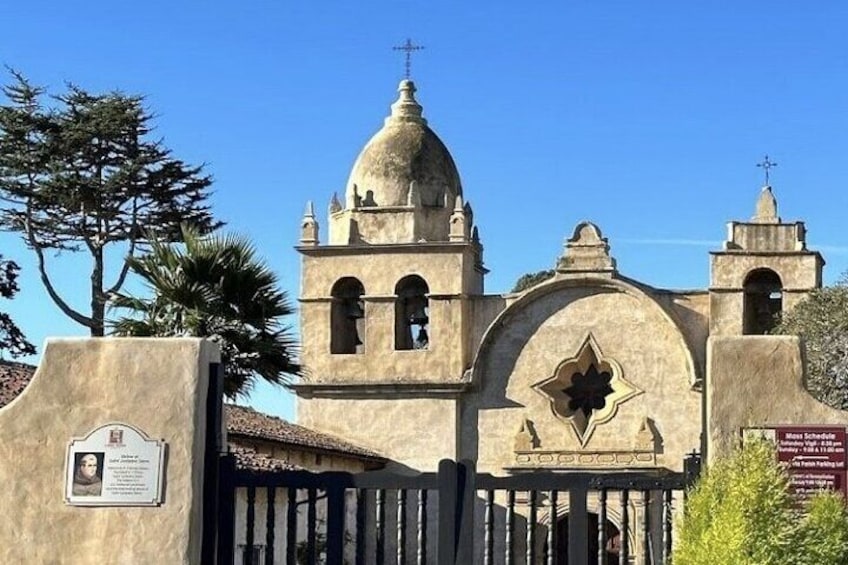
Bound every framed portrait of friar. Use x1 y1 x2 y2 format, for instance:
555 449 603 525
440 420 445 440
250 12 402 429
65 422 166 506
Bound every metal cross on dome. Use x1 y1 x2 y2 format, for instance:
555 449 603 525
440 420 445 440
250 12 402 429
393 38 424 79
757 154 778 185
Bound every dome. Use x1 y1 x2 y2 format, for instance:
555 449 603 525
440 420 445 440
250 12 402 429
345 80 462 208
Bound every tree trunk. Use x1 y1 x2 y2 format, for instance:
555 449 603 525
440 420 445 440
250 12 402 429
90 248 105 337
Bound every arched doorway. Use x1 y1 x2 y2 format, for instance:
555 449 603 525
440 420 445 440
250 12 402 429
556 513 621 564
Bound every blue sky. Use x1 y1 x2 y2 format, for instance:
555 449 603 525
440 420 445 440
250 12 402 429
3 1 848 420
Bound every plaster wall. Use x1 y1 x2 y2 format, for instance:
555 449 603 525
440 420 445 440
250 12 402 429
730 222 807 252
300 247 483 383
297 397 457 471
328 207 454 245
300 248 478 298
710 253 822 289
468 283 702 473
0 338 219 565
300 297 470 383
658 291 710 379
706 336 848 460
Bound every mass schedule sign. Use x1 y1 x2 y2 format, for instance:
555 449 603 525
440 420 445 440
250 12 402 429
748 426 847 498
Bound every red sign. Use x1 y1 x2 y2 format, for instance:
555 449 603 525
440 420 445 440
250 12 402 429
790 471 845 497
773 426 847 498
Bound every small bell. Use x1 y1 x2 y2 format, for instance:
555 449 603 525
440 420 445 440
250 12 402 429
408 305 429 326
414 327 429 350
345 299 364 320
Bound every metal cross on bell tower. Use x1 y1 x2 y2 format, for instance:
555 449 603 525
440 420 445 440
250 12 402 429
756 154 778 186
393 38 424 79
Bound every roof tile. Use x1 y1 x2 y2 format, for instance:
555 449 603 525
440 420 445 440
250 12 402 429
0 361 36 409
225 404 383 461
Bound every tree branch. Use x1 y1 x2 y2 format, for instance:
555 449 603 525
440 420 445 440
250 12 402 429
105 197 139 297
25 207 92 328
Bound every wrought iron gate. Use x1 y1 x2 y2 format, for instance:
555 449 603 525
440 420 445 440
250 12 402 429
212 454 700 565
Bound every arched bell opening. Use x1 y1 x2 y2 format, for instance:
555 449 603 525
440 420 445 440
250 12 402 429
330 277 365 354
394 275 430 351
743 268 783 335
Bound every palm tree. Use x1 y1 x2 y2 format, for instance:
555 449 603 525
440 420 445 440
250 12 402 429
111 225 301 398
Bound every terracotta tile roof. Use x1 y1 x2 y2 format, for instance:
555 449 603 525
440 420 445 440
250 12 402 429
230 446 302 472
225 404 384 462
0 360 36 409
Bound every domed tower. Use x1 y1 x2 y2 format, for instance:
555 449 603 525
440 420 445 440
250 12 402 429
296 79 486 399
328 79 466 245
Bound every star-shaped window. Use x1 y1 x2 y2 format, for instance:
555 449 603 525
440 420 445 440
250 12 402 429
533 335 642 445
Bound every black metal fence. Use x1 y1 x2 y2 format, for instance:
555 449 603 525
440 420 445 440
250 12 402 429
214 455 700 565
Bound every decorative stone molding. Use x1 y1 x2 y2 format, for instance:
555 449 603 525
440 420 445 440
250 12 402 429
511 448 656 469
556 221 616 275
513 417 540 451
532 334 643 446
635 416 661 451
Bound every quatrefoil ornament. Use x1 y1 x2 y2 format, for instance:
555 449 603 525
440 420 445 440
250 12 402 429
532 335 642 445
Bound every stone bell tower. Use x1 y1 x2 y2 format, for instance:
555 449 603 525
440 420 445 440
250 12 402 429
709 183 824 336
295 79 486 391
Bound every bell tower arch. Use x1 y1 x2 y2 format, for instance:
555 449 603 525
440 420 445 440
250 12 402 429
709 184 823 336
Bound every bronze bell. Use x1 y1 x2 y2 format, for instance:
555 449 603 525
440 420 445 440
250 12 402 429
345 299 364 320
414 327 429 349
408 305 429 326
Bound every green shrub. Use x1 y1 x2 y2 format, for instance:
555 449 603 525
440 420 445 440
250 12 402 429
794 493 848 565
673 439 848 565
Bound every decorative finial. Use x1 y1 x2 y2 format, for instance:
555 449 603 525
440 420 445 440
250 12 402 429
300 200 319 245
756 154 777 186
753 186 780 224
449 195 467 242
328 193 342 214
393 38 424 80
388 80 425 124
556 221 616 276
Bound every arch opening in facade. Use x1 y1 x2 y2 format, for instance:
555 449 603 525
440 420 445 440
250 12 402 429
743 268 783 335
330 277 366 354
394 275 430 351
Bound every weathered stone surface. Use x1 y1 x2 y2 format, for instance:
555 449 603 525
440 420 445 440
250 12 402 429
468 277 702 473
707 336 848 461
298 397 458 471
344 80 461 210
0 338 218 565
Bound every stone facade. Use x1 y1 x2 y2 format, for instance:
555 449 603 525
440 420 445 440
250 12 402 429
294 78 839 563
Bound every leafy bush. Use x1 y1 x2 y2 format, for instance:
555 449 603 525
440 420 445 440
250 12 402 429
511 269 555 293
673 439 848 565
772 276 848 410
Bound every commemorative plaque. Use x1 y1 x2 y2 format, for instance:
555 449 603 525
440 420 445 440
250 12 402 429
65 423 166 506
745 426 847 499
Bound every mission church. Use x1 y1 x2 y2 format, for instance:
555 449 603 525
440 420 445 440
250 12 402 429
292 73 824 484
